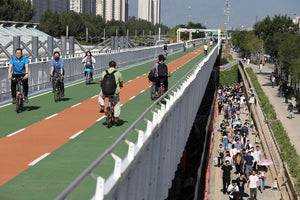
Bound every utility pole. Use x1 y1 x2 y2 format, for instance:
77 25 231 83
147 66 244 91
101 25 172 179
224 0 230 45
188 5 191 23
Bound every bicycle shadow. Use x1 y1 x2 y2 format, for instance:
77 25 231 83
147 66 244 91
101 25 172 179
58 97 72 102
102 119 128 127
23 106 40 111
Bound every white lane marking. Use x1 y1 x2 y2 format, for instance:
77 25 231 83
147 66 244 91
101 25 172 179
130 96 136 100
127 79 132 82
140 90 145 93
96 116 105 122
72 103 81 108
91 95 98 99
120 104 123 107
136 76 140 79
45 113 58 120
70 130 84 139
7 128 26 137
29 153 50 166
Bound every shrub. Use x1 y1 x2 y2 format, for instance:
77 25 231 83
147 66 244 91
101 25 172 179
219 64 238 86
246 67 300 194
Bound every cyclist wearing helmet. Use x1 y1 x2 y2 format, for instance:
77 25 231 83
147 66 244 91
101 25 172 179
8 48 29 104
155 54 168 95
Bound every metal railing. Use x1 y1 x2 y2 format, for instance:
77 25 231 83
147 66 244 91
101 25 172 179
0 38 208 102
238 61 299 200
55 42 220 200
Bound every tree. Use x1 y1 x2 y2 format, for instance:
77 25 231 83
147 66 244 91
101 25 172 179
0 0 35 22
254 14 299 60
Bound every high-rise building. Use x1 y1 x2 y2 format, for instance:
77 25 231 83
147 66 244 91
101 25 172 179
96 0 104 16
70 0 83 13
100 0 128 22
69 0 96 15
138 0 160 24
31 0 69 22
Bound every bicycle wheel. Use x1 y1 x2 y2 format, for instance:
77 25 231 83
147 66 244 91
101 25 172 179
150 84 156 100
106 109 111 128
16 94 22 113
86 72 89 85
54 83 59 102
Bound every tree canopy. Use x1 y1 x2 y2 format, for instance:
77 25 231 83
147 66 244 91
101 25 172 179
254 14 299 59
0 0 35 22
38 11 169 43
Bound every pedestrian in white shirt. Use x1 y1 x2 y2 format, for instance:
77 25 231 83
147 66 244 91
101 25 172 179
227 180 239 200
248 170 259 200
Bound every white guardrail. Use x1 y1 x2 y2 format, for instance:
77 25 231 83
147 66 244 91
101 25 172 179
55 42 220 200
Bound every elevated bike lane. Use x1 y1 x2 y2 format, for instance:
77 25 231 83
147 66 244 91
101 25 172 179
0 46 206 187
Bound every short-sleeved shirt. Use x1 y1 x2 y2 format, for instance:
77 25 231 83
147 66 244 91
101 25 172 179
248 175 259 188
9 56 29 74
236 177 247 191
244 155 254 165
100 67 123 94
51 58 64 73
221 165 232 178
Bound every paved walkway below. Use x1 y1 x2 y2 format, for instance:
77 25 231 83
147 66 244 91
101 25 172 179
248 63 300 156
208 110 280 200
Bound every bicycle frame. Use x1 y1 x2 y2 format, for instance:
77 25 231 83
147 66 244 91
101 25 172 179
13 77 24 113
84 68 92 84
105 96 115 128
52 75 62 102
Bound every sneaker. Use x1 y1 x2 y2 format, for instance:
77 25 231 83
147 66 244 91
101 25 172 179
99 106 105 113
24 96 29 103
12 98 16 104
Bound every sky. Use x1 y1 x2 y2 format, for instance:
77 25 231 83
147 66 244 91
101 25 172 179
129 0 300 29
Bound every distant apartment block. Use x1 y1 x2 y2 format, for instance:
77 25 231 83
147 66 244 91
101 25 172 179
97 0 128 22
138 0 160 24
30 0 69 22
69 0 96 15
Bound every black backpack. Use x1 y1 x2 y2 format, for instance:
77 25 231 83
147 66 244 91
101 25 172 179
101 70 117 95
148 69 156 82
158 62 168 77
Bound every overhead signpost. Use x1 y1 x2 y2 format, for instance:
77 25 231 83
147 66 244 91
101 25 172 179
176 28 221 49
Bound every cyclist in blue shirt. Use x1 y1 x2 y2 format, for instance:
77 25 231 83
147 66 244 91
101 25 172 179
50 51 65 97
8 48 29 104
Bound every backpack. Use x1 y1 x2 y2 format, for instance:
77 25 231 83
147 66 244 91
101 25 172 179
148 69 156 82
157 62 168 77
101 70 117 95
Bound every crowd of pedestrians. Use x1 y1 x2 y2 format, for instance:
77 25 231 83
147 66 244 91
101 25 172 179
216 83 268 200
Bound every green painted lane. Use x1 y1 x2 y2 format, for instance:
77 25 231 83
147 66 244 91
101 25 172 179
0 44 204 138
0 44 211 200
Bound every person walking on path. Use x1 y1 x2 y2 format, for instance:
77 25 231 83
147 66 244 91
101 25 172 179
221 160 233 194
258 165 267 192
244 151 254 179
271 75 275 88
288 102 293 119
284 88 289 103
227 180 239 200
248 170 259 200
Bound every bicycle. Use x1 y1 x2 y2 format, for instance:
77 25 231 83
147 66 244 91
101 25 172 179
84 68 92 85
150 80 166 100
105 95 115 128
51 74 62 102
13 77 24 113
